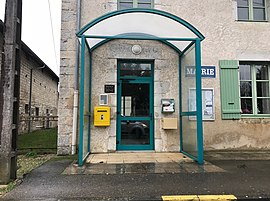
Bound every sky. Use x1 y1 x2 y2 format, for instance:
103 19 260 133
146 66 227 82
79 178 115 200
0 0 61 75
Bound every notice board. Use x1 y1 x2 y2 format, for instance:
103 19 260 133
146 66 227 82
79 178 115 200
189 88 215 120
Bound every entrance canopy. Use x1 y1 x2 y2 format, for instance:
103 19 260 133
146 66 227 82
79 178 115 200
77 9 205 52
76 9 205 166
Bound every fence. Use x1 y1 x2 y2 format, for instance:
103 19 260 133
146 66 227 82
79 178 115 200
19 115 58 134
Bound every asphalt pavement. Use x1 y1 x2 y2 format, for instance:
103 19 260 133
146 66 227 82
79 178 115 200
1 151 270 201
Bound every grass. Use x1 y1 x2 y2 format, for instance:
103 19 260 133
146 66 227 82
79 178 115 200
0 182 16 196
17 154 55 178
0 128 59 197
0 154 55 197
18 127 57 154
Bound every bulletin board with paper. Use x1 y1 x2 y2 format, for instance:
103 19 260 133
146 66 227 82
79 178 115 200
189 88 215 120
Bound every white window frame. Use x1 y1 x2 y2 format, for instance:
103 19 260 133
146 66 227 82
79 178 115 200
239 63 270 116
118 0 154 10
237 0 268 21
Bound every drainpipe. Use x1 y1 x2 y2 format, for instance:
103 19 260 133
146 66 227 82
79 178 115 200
71 0 81 155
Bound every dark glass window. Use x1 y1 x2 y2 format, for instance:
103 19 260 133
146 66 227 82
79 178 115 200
237 0 266 21
238 7 249 20
118 0 153 10
119 0 133 9
35 107 39 116
138 0 152 8
120 62 152 77
240 63 270 115
25 104 29 114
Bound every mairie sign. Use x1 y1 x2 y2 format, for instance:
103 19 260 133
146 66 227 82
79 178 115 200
185 66 216 78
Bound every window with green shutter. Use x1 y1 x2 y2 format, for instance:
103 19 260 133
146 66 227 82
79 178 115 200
240 62 270 116
219 60 241 119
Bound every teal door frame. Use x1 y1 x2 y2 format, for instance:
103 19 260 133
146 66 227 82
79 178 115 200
116 60 154 150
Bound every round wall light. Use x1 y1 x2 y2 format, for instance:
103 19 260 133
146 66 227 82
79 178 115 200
131 45 142 55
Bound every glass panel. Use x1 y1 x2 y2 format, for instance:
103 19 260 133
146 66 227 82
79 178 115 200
120 63 152 77
253 0 265 7
256 65 269 80
238 0 249 6
138 0 151 3
181 45 196 112
240 81 252 97
121 96 132 116
121 120 150 145
138 3 152 8
253 8 265 20
238 7 249 20
240 64 251 80
241 98 253 114
182 116 197 157
257 98 270 114
256 82 269 97
84 12 199 51
119 2 133 9
181 44 198 158
121 82 150 117
81 41 90 160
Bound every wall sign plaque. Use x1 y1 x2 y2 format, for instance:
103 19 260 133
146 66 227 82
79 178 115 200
104 85 115 93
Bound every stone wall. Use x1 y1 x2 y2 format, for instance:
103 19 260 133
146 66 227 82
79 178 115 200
91 40 179 152
58 0 78 154
0 29 3 80
0 22 58 135
19 50 58 134
59 0 270 154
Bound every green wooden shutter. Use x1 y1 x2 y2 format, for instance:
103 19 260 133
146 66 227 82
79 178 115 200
219 60 241 119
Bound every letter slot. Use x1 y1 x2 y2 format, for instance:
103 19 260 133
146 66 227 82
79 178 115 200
94 106 110 126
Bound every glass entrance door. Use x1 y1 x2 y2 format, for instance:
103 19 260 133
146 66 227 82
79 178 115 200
117 61 154 150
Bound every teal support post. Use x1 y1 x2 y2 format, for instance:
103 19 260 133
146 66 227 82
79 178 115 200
179 55 183 152
78 36 86 166
195 39 204 164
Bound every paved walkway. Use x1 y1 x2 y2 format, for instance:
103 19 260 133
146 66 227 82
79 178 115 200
2 152 270 200
63 152 225 175
87 152 191 163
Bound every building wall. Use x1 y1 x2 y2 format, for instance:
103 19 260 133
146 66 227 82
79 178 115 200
0 21 58 136
90 40 179 152
0 29 3 81
59 0 270 154
58 0 77 154
19 51 58 134
154 0 270 150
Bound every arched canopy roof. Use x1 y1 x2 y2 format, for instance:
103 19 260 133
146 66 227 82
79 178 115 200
77 9 204 52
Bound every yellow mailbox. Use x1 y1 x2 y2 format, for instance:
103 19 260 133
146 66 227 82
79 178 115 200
94 106 110 126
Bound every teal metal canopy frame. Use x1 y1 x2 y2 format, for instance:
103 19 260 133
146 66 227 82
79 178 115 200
77 9 205 166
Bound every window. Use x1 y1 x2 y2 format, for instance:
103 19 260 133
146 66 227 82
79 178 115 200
35 107 39 116
240 62 270 115
237 0 267 21
25 104 29 114
118 0 153 10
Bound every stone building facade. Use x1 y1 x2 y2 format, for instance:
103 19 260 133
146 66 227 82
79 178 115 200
58 0 270 157
19 43 59 134
0 20 59 134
